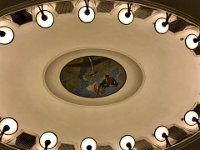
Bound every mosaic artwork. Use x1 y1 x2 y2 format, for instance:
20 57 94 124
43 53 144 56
60 56 127 98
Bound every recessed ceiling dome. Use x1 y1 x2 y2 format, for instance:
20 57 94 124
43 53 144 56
0 0 200 150
45 49 143 105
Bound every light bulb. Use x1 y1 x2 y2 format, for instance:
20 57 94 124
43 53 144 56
185 34 199 50
78 6 95 23
184 110 199 126
81 137 97 150
0 27 14 45
119 135 135 150
36 10 54 28
154 18 169 34
154 126 169 142
118 8 133 25
39 131 58 149
0 117 18 135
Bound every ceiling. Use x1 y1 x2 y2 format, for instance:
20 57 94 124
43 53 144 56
0 0 200 150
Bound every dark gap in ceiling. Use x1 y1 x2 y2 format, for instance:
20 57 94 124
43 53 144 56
10 9 32 25
97 1 114 13
15 132 36 149
192 45 200 55
134 7 154 19
193 104 200 115
97 145 113 150
169 18 190 33
55 1 74 14
58 143 75 150
168 126 188 141
135 139 153 150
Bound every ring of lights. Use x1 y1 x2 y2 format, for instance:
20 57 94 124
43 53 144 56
0 0 200 149
44 49 144 106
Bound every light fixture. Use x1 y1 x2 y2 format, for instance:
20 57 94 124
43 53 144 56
0 26 14 45
154 126 171 148
184 110 200 128
80 137 97 150
36 5 54 28
78 0 95 23
39 131 58 150
154 13 171 34
118 3 133 25
119 135 135 150
0 117 18 142
185 34 200 50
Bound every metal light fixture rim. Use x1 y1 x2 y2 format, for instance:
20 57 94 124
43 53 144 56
154 17 169 34
80 137 97 150
78 6 96 23
39 131 58 149
118 8 134 25
119 134 135 150
0 117 19 135
154 125 169 142
185 33 199 50
36 10 54 29
184 110 199 126
0 26 14 45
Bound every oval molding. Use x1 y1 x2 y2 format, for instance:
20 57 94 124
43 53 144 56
44 48 144 106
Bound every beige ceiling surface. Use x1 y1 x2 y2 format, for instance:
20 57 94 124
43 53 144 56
0 6 200 149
